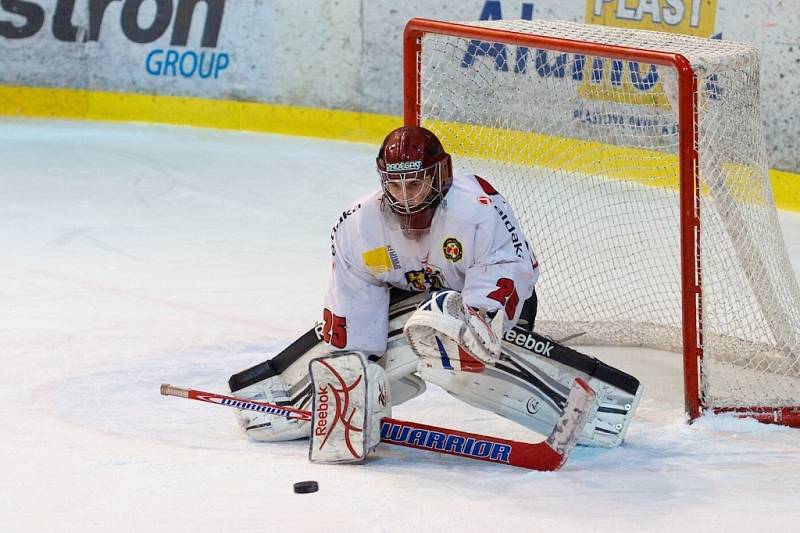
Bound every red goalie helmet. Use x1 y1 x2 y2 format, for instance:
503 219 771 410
376 126 453 232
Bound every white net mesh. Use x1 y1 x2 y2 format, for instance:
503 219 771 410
415 19 800 412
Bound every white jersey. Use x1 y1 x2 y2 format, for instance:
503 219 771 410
322 174 539 353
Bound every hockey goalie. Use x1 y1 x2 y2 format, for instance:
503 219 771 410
227 126 643 463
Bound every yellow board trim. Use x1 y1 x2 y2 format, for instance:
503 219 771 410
427 119 794 210
425 118 681 189
1 84 798 211
770 169 800 212
0 85 401 144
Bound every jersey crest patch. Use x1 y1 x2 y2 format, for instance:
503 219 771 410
442 237 463 262
362 246 401 275
405 265 446 292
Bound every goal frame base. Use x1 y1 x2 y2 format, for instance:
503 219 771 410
711 406 800 428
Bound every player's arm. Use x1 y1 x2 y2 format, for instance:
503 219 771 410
323 217 390 354
462 193 539 331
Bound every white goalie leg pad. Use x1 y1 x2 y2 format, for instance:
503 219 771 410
417 345 642 448
229 374 310 442
500 337 642 447
404 289 504 367
582 380 643 448
384 336 427 405
388 373 427 406
308 352 391 464
417 365 565 440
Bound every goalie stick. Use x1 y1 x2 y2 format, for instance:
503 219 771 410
160 379 596 471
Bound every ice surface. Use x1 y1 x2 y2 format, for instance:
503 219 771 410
2 118 799 532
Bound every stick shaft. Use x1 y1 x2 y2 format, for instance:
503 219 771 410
160 384 312 421
161 383 566 470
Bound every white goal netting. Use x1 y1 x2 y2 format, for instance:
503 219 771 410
414 19 800 415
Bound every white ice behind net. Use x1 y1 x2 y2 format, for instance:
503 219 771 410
417 19 800 411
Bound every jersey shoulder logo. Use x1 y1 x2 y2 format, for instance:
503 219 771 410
442 237 463 262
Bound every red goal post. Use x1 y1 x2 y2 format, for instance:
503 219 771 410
402 17 800 427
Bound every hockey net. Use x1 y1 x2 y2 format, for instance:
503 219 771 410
405 18 800 426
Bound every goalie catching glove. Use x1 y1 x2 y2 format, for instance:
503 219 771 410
404 289 504 371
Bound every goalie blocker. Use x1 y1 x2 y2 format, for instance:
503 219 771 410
309 352 390 464
229 289 642 448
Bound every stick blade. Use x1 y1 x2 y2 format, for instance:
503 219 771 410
545 377 599 462
160 383 189 398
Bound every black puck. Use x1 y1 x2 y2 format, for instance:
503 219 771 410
293 480 319 494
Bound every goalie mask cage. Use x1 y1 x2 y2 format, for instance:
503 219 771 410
404 18 800 427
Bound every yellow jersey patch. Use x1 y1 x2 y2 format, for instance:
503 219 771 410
362 246 400 275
